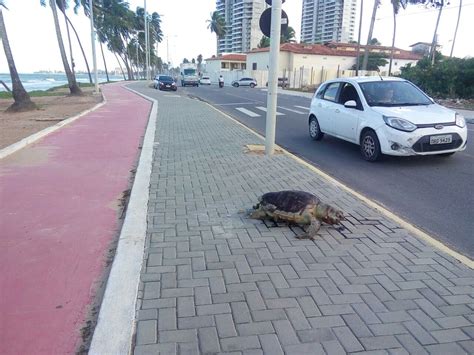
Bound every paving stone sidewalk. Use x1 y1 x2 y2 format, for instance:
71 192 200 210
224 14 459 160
133 89 474 355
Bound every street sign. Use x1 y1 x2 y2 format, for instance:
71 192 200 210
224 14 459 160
259 8 288 38
265 0 285 4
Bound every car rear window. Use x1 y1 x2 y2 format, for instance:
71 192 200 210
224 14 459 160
202 76 210 80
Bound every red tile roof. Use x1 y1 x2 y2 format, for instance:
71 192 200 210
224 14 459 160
205 54 247 62
248 42 422 61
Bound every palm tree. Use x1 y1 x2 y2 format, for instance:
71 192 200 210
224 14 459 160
450 0 462 57
207 11 226 55
389 0 408 75
281 26 296 43
430 0 444 64
197 54 203 73
0 2 37 112
362 0 381 71
41 0 82 95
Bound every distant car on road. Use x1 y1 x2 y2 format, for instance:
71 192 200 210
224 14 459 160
232 77 257 88
266 77 288 88
154 75 177 91
308 77 468 161
200 76 211 85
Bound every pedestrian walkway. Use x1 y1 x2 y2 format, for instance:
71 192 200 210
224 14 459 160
0 83 151 354
127 85 473 354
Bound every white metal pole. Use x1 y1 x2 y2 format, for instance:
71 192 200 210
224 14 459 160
265 0 282 155
89 0 98 93
144 0 149 80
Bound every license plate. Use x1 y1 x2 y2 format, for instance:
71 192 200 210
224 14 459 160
166 85 170 87
430 134 452 145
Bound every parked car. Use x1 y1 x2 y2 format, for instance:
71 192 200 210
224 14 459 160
266 77 288 88
231 77 257 88
154 75 177 91
200 76 211 85
308 77 467 161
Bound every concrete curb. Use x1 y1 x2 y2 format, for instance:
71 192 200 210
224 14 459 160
88 86 157 355
0 93 106 160
202 100 474 269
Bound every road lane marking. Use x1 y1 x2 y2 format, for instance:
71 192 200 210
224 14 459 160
235 107 260 117
255 106 284 115
295 105 310 110
278 106 306 114
217 102 259 106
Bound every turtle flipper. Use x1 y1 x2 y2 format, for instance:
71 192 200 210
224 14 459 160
295 217 321 240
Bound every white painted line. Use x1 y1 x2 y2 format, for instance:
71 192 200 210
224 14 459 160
0 94 106 160
278 106 306 114
164 94 180 98
236 107 260 117
255 106 284 115
204 101 474 269
89 86 157 355
295 105 310 110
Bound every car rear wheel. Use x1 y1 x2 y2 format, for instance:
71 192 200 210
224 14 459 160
360 130 382 162
309 116 324 141
250 83 255 88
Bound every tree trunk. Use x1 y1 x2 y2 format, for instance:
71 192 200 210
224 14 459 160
450 0 462 57
100 41 110 82
66 15 92 83
113 52 127 80
0 9 36 112
431 2 444 65
389 10 397 76
362 0 379 71
49 0 82 95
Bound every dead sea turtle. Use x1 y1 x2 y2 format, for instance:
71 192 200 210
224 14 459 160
248 190 344 240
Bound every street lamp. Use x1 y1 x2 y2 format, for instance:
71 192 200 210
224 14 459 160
89 0 99 92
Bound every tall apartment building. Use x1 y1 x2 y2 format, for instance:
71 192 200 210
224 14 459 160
216 0 267 54
301 0 357 44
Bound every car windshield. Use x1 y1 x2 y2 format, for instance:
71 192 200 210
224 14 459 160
359 81 433 107
202 77 209 80
159 76 173 81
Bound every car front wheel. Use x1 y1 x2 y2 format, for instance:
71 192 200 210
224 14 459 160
309 116 324 141
360 130 382 162
233 83 239 87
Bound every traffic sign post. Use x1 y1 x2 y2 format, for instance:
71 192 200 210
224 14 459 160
264 0 283 155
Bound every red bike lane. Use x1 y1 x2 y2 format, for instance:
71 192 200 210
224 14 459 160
0 83 152 354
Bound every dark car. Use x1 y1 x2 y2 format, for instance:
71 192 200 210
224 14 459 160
266 77 288 88
154 75 177 91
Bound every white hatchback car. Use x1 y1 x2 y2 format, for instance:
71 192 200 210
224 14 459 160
200 76 211 85
308 77 468 161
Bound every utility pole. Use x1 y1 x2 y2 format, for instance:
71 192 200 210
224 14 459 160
144 0 149 80
355 0 363 76
265 0 282 155
89 0 98 92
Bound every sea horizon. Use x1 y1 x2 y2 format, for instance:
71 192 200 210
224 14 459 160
0 72 125 92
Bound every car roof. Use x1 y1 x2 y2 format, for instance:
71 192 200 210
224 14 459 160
324 76 406 85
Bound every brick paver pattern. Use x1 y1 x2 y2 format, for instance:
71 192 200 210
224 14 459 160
133 89 474 355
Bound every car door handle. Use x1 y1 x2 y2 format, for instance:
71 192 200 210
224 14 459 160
335 109 340 113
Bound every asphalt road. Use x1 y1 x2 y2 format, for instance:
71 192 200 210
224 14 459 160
174 84 474 259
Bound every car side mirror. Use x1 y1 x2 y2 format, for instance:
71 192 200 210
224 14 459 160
344 100 357 109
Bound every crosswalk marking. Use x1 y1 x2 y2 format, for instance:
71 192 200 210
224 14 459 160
294 105 310 110
235 107 261 117
278 106 306 114
255 106 284 115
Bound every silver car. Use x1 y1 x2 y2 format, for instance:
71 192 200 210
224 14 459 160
231 77 257 88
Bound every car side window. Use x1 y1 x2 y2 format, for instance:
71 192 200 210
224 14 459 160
315 84 327 99
339 83 362 109
322 83 340 102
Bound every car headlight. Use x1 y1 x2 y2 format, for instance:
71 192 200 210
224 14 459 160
455 113 466 128
383 116 417 132
172 82 176 85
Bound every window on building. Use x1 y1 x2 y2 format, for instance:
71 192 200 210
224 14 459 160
252 63 257 70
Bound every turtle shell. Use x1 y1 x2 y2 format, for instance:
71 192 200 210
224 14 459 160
259 190 320 213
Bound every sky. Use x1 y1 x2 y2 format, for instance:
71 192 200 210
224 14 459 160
1 0 473 74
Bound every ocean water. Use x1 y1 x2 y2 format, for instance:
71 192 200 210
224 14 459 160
0 72 124 92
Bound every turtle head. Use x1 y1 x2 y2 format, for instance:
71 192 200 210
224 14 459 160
316 204 345 225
